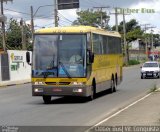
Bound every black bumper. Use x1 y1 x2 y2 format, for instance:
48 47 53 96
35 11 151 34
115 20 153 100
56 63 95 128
141 72 159 78
32 85 91 97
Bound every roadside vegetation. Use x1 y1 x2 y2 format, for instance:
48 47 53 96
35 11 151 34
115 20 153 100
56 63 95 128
128 60 140 66
149 84 158 93
123 59 140 66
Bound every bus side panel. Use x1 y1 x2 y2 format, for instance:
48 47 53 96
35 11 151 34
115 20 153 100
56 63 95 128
86 54 123 93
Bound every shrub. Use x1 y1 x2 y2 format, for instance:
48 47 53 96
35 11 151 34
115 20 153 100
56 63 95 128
128 60 140 65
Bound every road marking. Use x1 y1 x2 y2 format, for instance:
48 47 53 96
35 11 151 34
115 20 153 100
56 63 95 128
86 88 160 132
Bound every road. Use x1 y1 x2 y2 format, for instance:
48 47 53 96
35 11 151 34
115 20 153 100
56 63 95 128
0 65 159 127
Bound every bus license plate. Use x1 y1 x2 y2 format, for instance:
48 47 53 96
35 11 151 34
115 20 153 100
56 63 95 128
147 73 152 76
53 88 62 92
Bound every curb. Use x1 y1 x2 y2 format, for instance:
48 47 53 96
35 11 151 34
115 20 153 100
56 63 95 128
0 80 31 88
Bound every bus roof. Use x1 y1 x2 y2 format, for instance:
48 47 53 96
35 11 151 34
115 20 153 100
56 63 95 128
35 26 121 37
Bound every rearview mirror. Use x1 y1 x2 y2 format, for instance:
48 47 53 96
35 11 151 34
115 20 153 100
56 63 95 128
26 51 31 65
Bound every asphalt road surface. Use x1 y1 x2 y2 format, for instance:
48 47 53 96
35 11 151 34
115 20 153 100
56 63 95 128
0 65 159 127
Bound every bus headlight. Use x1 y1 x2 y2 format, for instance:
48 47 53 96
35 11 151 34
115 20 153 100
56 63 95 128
33 82 45 85
71 82 84 85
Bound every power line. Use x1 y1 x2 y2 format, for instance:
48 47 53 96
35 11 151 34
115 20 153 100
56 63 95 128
58 12 73 23
4 8 30 16
60 19 73 25
34 15 54 20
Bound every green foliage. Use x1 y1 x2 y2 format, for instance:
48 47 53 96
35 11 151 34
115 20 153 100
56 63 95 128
4 18 32 50
128 60 140 65
72 9 110 29
112 19 140 33
126 28 143 43
6 18 22 48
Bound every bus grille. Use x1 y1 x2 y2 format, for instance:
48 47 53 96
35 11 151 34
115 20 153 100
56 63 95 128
45 82 71 85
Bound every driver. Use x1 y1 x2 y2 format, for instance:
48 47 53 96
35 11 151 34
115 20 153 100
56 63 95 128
69 54 82 63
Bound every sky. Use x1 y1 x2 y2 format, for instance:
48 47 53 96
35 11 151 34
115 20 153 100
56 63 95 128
3 0 160 33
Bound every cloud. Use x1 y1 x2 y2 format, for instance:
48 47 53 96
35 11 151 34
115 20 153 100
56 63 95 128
128 0 160 33
109 0 160 33
2 0 160 33
5 10 21 18
58 9 77 26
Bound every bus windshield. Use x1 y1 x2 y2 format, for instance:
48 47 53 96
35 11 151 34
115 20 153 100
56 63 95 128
32 34 87 78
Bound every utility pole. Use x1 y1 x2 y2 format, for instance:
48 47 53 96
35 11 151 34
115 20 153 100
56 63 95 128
30 6 34 43
93 6 110 29
1 0 5 52
150 27 156 49
54 0 58 27
122 10 128 65
0 0 13 52
20 18 26 50
141 24 156 60
110 7 120 32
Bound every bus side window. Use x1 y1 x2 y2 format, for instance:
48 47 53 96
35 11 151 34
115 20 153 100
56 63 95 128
93 34 103 54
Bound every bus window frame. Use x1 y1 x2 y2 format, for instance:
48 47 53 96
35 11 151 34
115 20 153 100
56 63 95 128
33 33 88 78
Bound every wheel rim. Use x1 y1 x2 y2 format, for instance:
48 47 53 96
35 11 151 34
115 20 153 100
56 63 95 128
114 80 117 92
111 80 114 93
91 87 94 99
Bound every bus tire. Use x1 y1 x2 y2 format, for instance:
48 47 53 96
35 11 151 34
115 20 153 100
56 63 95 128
115 73 118 85
43 95 51 104
113 78 117 92
89 79 96 101
110 79 114 93
110 75 115 93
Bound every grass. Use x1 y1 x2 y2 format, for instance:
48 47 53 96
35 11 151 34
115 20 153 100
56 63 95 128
149 84 158 93
123 59 140 66
128 60 140 66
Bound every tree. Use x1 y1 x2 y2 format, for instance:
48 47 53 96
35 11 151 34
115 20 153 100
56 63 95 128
112 19 140 33
126 28 143 43
6 18 22 49
5 18 32 50
72 9 110 29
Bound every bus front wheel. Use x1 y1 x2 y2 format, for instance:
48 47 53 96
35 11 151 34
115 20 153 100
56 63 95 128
43 95 51 104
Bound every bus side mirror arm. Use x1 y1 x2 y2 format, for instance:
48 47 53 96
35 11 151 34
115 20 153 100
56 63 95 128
26 51 32 65
87 50 94 64
90 52 94 63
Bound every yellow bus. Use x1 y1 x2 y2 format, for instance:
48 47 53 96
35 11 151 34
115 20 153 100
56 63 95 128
26 26 123 103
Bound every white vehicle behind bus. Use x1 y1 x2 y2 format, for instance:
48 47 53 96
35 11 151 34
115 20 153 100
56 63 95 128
141 61 160 79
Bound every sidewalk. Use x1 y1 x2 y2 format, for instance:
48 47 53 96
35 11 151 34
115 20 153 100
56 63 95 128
0 79 31 87
100 89 160 126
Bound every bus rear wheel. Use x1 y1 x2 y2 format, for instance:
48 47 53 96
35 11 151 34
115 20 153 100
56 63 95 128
89 80 96 101
43 95 51 104
110 77 116 93
113 79 117 92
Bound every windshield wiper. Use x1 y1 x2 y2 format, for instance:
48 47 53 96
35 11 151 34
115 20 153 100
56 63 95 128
59 61 71 78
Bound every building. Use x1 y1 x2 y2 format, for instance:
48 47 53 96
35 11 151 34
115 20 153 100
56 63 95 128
129 39 146 61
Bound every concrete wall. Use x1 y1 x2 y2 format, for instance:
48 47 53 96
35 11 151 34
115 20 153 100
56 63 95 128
7 50 32 81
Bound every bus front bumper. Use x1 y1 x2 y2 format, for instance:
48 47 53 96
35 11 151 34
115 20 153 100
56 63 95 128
32 85 91 97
